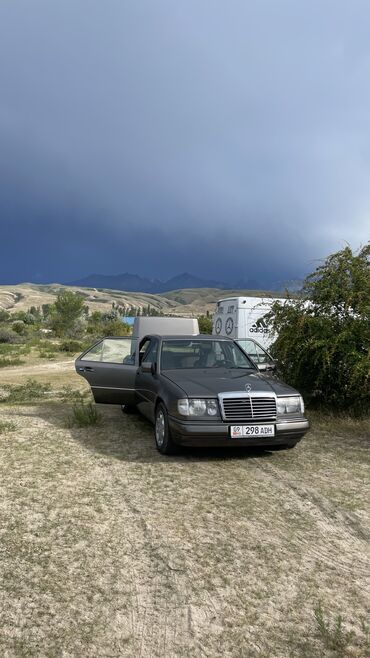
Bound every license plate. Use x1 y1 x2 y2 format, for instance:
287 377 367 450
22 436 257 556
229 424 275 438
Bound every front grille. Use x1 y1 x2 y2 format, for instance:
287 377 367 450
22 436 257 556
220 396 277 421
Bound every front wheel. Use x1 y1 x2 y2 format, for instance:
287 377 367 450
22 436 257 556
155 403 179 455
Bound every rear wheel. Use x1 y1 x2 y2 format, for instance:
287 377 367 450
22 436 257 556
155 403 179 455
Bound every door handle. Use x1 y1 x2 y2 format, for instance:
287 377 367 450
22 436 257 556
79 366 94 372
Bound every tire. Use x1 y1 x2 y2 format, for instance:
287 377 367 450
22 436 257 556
154 403 179 455
121 404 137 415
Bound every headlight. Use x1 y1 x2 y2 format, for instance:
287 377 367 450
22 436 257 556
277 395 304 415
177 399 219 417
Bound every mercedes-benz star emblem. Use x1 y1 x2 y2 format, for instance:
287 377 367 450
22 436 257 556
245 384 252 393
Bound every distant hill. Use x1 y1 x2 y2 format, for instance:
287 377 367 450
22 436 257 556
68 271 300 293
0 282 292 319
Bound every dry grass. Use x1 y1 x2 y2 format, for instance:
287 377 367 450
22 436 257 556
0 358 369 657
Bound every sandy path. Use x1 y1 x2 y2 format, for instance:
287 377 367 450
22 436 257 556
0 360 74 376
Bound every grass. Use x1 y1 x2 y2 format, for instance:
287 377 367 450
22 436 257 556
38 349 57 359
0 350 369 657
309 409 370 438
66 399 101 427
0 356 25 367
0 420 16 434
0 378 52 403
313 602 370 657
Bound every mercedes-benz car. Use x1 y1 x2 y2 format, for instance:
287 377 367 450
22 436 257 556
75 335 310 455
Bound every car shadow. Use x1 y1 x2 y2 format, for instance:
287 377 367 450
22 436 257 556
15 402 274 465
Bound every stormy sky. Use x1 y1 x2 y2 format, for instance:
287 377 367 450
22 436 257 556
0 0 369 287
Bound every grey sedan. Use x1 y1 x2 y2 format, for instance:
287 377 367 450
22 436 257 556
76 335 310 455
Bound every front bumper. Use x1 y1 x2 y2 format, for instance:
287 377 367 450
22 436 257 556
168 416 310 448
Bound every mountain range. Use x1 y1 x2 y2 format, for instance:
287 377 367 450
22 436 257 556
68 272 303 293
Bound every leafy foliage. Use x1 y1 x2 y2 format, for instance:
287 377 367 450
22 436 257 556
267 244 369 415
198 314 213 334
0 379 52 404
48 290 87 337
67 399 101 427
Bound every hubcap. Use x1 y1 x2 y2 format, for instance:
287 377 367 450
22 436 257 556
155 410 165 446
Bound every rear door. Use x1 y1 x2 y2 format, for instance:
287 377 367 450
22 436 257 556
75 337 137 404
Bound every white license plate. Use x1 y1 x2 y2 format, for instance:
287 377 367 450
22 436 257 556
230 424 275 438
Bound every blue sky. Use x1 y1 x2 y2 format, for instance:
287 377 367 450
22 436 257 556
0 0 369 286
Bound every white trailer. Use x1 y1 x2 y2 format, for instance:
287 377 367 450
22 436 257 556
212 296 286 349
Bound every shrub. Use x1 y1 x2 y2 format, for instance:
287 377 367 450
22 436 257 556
0 379 52 404
60 387 86 402
0 344 30 355
48 290 87 337
59 339 85 353
198 315 213 334
267 244 370 415
38 350 57 359
67 400 101 427
0 328 20 344
0 420 16 434
0 357 25 368
11 321 27 335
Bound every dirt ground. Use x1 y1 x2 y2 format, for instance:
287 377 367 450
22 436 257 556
0 360 369 657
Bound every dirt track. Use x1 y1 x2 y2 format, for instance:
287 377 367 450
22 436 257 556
0 392 369 657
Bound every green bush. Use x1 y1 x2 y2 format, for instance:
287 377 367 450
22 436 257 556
0 309 10 322
38 350 57 359
0 379 52 404
48 290 87 337
0 344 30 355
0 420 16 434
267 244 370 415
198 315 213 334
0 357 25 368
67 400 101 427
59 339 85 353
0 328 20 344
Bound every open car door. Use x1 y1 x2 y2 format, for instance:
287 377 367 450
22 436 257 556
75 337 137 405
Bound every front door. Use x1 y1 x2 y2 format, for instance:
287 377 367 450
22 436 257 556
75 337 137 404
135 337 159 422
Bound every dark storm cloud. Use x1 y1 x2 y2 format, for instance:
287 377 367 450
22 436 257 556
0 0 369 284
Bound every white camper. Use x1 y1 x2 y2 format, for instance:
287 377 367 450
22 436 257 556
212 296 285 349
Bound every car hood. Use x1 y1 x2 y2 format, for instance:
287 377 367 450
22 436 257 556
163 368 299 397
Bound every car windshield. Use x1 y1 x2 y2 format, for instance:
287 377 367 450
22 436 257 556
161 339 255 370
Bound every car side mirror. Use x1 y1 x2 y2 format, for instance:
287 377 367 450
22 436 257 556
257 362 276 372
141 361 156 374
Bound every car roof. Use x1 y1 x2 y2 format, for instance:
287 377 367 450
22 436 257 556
148 334 234 341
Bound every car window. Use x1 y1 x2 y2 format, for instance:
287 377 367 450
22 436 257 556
81 338 133 364
238 339 258 362
161 339 254 369
142 339 158 364
254 343 271 364
80 341 104 362
238 339 272 365
138 339 150 364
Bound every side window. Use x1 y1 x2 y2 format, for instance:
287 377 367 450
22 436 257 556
138 339 151 364
81 341 103 362
255 344 271 365
142 340 158 364
238 339 258 363
102 338 133 363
